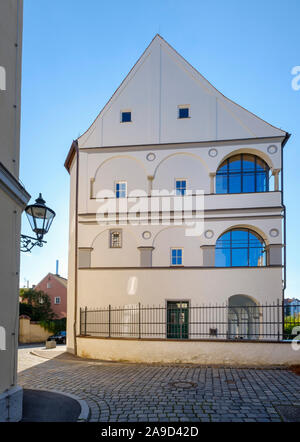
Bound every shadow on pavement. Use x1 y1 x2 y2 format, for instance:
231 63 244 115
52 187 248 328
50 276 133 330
22 389 81 422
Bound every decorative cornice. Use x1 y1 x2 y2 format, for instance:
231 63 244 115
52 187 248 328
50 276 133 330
76 135 286 156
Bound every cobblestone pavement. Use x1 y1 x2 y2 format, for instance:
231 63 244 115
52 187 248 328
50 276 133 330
18 345 300 422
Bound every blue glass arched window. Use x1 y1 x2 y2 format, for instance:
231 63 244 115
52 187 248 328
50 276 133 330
216 154 269 194
215 229 266 267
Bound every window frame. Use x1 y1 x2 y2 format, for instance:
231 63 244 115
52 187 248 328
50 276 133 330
54 297 61 305
110 230 122 248
177 105 190 119
215 228 266 267
120 110 132 123
216 154 270 194
170 247 184 266
175 178 187 196
115 181 127 199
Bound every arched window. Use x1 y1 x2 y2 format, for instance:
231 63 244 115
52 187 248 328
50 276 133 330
216 154 269 194
215 228 266 267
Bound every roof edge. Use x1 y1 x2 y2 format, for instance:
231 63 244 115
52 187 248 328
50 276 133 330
282 132 291 148
77 34 161 144
34 272 68 289
77 34 287 147
64 139 78 173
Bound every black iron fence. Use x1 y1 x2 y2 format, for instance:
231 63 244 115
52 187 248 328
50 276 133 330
79 302 300 341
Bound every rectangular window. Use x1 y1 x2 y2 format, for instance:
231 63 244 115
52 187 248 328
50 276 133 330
171 248 183 266
47 282 51 289
178 106 190 119
121 111 131 123
110 230 122 248
115 181 127 198
175 179 187 196
54 297 60 305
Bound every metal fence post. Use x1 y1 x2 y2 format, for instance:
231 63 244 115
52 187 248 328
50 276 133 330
282 298 285 341
138 302 141 339
277 298 281 341
84 306 87 336
108 304 111 338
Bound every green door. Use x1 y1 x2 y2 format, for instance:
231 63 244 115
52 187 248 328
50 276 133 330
167 301 189 339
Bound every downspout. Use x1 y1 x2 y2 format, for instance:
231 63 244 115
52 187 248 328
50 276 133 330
281 132 291 294
281 132 291 337
73 140 79 356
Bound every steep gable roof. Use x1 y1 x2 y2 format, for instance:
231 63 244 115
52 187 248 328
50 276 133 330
52 273 67 288
74 34 286 151
35 273 67 289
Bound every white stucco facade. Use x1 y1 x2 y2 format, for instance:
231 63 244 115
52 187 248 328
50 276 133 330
66 35 289 359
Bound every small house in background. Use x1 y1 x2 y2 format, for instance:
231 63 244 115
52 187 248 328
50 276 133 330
34 272 67 319
284 298 300 317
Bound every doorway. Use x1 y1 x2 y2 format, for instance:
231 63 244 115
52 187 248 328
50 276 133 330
167 301 189 339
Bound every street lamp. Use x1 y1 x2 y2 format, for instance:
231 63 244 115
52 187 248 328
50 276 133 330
21 193 56 252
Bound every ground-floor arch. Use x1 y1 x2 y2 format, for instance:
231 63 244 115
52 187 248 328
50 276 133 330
228 294 260 339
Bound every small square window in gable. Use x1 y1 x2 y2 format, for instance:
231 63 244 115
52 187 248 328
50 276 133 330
178 106 190 119
121 111 132 123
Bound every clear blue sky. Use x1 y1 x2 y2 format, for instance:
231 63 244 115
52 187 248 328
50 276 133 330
20 0 300 299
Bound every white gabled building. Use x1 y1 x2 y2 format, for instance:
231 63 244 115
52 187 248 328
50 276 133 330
65 35 290 356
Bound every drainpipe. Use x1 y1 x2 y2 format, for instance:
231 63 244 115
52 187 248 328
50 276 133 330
73 140 79 356
281 132 291 336
281 133 291 294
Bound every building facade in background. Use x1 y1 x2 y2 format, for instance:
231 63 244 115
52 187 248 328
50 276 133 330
65 35 289 355
34 273 67 319
285 299 300 317
0 0 30 422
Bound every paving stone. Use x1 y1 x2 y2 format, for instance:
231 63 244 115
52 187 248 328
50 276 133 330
17 345 300 423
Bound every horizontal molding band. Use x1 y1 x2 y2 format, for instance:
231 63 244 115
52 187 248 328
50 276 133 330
79 215 283 225
78 205 283 217
88 192 282 201
76 335 290 345
78 265 283 270
79 135 285 154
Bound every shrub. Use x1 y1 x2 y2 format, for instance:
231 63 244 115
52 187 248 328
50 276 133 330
40 318 66 334
284 314 300 339
19 288 56 321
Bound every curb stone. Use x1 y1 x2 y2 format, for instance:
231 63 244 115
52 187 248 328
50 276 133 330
27 388 90 422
